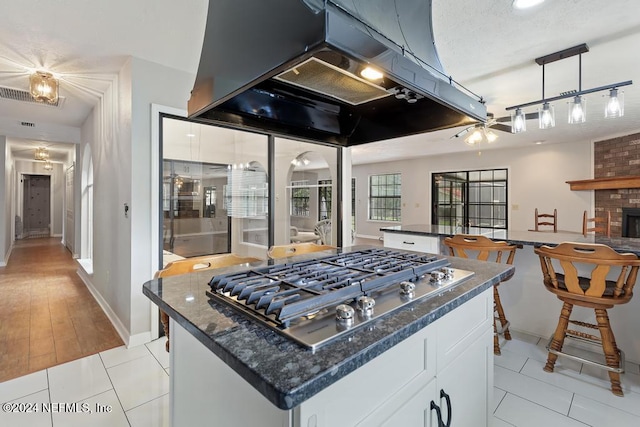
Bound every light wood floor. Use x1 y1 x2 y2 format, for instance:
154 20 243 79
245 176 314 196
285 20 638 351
0 238 123 383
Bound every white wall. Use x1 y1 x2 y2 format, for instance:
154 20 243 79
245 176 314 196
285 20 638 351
352 140 593 238
0 136 8 265
80 56 195 346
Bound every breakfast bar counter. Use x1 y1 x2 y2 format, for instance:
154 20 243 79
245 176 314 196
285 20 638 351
381 225 640 365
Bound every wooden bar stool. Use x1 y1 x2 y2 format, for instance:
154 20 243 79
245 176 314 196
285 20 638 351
534 242 640 396
267 242 336 259
531 208 557 232
155 253 260 351
443 234 517 355
583 210 611 237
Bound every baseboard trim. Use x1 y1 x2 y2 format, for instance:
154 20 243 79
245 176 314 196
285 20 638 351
76 268 132 347
1 243 13 266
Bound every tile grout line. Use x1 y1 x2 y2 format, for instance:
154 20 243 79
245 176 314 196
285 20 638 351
98 351 132 426
45 367 54 426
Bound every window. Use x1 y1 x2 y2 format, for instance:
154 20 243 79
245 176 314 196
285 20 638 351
432 169 507 229
290 180 310 216
318 179 332 220
369 173 401 222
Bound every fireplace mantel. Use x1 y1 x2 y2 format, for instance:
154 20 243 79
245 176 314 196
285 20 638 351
566 175 640 191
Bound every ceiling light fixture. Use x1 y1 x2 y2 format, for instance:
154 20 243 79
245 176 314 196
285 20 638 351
34 147 49 161
510 108 527 133
505 43 632 131
43 160 53 171
513 0 545 9
360 66 383 81
29 71 59 104
605 88 624 118
464 125 497 145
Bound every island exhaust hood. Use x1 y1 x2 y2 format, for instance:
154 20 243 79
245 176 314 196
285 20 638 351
188 0 486 146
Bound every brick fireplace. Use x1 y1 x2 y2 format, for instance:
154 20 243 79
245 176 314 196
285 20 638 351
594 132 640 237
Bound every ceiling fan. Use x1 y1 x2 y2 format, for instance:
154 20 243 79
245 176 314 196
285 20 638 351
451 112 538 145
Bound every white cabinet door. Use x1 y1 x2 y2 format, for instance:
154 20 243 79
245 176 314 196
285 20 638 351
436 327 494 427
356 376 439 427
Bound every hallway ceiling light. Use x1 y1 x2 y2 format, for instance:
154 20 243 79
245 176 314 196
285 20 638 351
29 71 59 104
513 0 545 9
506 43 632 131
43 160 53 171
34 147 49 161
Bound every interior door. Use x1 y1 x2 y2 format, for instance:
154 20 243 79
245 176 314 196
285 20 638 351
23 174 51 238
432 172 467 227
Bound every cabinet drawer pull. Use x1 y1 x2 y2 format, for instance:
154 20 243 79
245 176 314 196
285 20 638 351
402 241 415 245
430 400 444 427
440 389 452 427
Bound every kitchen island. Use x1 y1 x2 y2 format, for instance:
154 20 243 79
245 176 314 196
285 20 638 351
382 225 640 364
143 245 513 427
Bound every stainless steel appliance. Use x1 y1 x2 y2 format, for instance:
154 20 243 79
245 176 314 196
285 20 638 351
207 248 473 350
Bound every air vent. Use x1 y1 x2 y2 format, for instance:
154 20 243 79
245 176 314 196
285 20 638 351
0 86 65 107
21 122 35 127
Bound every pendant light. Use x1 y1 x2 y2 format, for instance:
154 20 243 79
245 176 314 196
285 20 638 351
538 102 555 129
29 71 59 104
605 88 624 118
568 96 586 124
510 108 527 133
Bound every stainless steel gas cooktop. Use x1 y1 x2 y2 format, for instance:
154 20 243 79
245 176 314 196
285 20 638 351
206 248 474 350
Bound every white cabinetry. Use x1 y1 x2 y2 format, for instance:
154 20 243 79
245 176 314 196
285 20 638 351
170 288 493 427
383 232 440 254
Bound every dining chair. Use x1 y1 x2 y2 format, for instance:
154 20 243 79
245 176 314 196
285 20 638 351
443 234 517 355
154 253 260 351
582 210 611 237
267 242 336 259
534 242 640 396
532 208 557 232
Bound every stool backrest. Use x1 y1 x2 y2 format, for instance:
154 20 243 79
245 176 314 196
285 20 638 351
534 208 557 232
583 210 611 237
534 242 640 301
267 242 336 259
156 253 260 278
443 234 516 265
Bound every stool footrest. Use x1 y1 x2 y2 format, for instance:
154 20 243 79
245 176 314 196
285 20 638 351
494 318 510 336
546 335 625 373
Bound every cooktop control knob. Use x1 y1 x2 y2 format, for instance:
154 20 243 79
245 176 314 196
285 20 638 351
430 270 445 283
399 281 416 295
336 304 355 324
357 296 375 316
441 267 454 279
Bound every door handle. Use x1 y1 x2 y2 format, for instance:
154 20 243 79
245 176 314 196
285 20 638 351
440 389 452 427
430 400 444 427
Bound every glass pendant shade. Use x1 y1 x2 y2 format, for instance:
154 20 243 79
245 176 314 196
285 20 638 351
605 88 624 118
29 71 59 104
511 108 527 133
538 102 555 129
568 96 586 124
43 161 53 171
484 129 498 143
464 128 482 145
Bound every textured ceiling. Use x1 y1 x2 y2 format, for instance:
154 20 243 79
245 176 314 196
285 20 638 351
1 0 640 165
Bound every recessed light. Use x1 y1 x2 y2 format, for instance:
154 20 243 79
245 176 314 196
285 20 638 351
513 0 545 9
186 133 195 138
360 67 383 81
534 140 544 145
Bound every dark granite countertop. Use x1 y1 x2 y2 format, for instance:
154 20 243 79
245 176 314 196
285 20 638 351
142 245 513 410
381 224 640 256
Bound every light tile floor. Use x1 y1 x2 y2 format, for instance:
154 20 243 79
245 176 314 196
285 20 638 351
1 332 639 426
